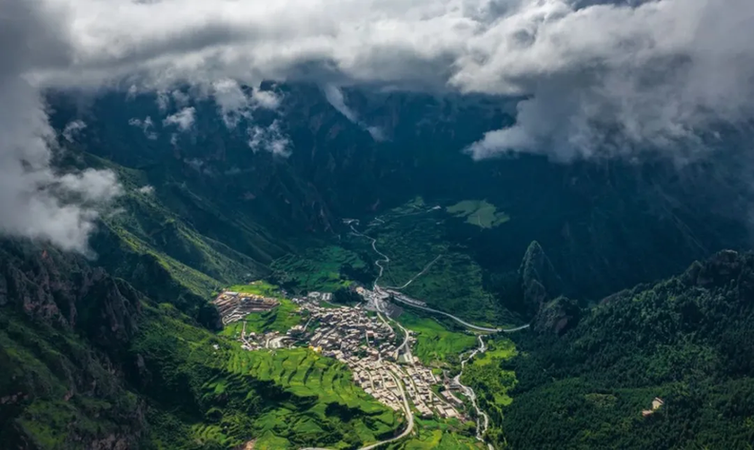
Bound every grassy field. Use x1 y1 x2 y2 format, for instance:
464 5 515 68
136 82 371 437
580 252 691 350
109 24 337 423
446 200 510 229
350 202 509 324
226 280 282 297
229 348 401 447
461 337 518 420
396 312 477 366
136 303 400 449
271 244 371 293
220 298 303 337
386 417 482 449
113 224 224 298
471 338 517 366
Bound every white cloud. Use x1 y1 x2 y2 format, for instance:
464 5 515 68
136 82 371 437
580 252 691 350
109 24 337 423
323 84 386 141
156 90 171 112
456 0 754 161
171 89 190 108
212 79 252 128
62 120 87 142
1 0 754 251
248 120 292 157
0 0 120 253
251 87 281 110
163 106 196 131
21 0 749 163
210 79 281 129
129 116 158 139
366 126 387 142
137 185 154 195
324 84 358 123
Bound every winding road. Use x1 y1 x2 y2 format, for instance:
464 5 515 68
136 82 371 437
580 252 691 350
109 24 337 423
349 219 529 335
348 221 390 288
359 370 414 450
345 218 530 449
454 336 493 446
389 291 531 334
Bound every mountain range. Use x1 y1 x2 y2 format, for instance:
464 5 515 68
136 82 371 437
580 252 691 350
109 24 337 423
2 83 754 449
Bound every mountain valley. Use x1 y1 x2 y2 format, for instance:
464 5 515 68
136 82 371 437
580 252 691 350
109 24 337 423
2 84 754 450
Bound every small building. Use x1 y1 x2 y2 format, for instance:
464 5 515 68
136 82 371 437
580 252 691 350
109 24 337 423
642 397 665 417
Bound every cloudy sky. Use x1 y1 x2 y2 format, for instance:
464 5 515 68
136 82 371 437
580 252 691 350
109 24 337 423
2 0 753 251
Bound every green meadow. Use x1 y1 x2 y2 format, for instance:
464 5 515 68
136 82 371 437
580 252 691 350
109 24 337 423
446 200 510 229
385 417 482 449
397 312 477 366
271 244 371 292
349 199 508 324
226 280 282 297
461 337 518 418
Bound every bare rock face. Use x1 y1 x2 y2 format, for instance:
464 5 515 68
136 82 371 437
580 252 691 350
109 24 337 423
0 240 141 346
519 241 564 316
532 296 582 336
0 238 146 449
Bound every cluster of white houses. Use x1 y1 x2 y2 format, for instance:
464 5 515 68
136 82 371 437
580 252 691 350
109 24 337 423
216 287 467 422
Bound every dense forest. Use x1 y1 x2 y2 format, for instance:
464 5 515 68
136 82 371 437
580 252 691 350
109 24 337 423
3 84 754 449
492 250 754 449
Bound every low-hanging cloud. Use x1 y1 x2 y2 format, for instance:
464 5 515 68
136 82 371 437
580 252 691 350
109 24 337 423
129 116 159 139
24 0 753 162
211 79 282 129
460 0 754 161
248 120 292 157
4 0 754 251
0 0 121 253
62 120 87 142
163 107 196 131
323 84 386 141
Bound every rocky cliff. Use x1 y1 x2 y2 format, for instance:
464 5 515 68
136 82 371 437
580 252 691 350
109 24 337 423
0 239 146 449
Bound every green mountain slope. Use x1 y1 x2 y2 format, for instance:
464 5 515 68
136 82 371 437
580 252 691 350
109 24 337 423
495 250 754 449
49 87 752 311
7 83 750 450
0 238 400 449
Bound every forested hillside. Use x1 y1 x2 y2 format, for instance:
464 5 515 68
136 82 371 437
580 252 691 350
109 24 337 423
495 250 754 449
49 86 751 306
0 238 400 449
3 83 753 449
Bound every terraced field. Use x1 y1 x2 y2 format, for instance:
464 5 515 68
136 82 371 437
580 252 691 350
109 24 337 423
133 302 401 450
220 298 303 337
229 348 401 447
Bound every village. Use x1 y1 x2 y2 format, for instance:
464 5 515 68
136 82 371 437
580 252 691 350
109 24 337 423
213 290 279 325
214 288 468 421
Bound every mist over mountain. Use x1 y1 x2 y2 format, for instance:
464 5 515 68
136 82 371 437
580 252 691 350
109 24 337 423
2 0 754 449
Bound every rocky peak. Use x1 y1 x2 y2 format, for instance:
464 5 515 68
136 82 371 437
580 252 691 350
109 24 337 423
519 240 564 315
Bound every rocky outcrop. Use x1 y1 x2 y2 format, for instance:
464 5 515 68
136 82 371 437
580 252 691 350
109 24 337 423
0 239 146 449
0 239 140 345
519 241 563 316
532 296 581 336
